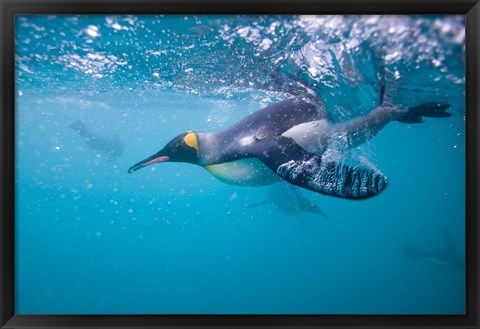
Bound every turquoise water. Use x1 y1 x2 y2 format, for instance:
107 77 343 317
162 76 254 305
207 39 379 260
15 15 465 314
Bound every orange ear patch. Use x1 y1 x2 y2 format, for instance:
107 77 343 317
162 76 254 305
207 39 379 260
184 132 199 151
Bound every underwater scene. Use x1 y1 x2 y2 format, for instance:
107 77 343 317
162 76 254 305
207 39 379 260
15 15 465 314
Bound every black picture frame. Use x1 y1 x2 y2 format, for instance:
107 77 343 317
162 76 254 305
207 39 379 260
1 0 479 328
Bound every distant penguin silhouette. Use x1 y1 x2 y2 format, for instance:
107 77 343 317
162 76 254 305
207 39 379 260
128 96 451 199
246 183 328 218
70 120 124 161
403 230 465 270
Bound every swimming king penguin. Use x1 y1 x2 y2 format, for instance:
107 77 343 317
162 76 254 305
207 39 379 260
128 98 451 199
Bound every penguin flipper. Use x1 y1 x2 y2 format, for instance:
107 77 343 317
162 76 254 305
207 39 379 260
253 136 388 199
276 157 388 199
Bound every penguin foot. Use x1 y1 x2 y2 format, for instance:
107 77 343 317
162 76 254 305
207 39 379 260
396 103 452 123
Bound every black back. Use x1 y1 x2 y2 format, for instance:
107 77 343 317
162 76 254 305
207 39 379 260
220 98 324 141
206 98 323 163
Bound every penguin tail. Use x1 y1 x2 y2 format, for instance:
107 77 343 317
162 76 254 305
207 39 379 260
395 103 452 124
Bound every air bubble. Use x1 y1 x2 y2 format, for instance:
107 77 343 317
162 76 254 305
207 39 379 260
85 25 100 38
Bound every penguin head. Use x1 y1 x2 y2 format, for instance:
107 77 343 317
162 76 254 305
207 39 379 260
128 131 200 174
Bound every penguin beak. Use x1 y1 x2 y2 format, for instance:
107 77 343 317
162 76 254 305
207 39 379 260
128 153 170 174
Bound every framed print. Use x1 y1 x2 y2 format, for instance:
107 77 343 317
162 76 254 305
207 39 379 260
1 0 479 328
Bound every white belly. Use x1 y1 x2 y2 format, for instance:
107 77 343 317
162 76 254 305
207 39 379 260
205 158 280 186
281 119 330 154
